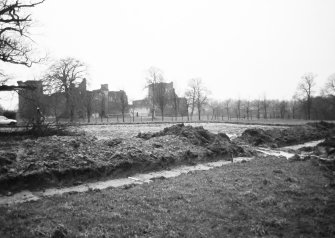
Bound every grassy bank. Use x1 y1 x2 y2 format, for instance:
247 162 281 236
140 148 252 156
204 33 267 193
1 156 334 237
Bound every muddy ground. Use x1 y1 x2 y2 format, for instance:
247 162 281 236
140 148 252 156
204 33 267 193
0 124 252 193
236 121 335 148
0 121 334 194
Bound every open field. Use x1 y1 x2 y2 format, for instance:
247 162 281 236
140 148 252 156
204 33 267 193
0 156 334 237
55 117 335 126
79 122 288 140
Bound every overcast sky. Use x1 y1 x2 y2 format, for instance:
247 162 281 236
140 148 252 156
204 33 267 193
1 0 335 109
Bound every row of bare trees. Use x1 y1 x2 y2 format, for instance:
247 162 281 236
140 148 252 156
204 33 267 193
200 72 335 121
205 98 297 120
148 70 335 122
185 78 209 120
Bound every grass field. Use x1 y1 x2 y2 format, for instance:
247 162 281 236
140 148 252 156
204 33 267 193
1 156 334 237
44 116 330 126
79 122 287 140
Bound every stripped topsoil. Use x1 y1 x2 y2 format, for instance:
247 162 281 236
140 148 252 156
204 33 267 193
1 122 334 194
236 121 335 175
236 121 335 148
0 124 252 193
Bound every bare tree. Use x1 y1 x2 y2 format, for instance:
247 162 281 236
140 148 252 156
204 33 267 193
185 86 196 120
262 95 268 119
289 94 300 119
129 105 135 122
323 73 335 105
42 58 88 122
244 100 251 120
208 100 220 120
254 99 261 119
279 100 287 119
224 99 231 120
187 78 208 120
236 98 241 119
0 0 45 67
154 79 169 121
146 66 163 121
297 72 316 120
117 90 128 122
268 100 278 119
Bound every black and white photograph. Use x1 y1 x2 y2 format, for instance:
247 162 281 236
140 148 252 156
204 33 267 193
0 0 335 237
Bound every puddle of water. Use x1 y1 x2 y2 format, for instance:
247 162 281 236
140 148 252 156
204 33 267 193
0 191 40 205
256 148 294 159
282 140 324 150
256 139 325 159
0 157 250 206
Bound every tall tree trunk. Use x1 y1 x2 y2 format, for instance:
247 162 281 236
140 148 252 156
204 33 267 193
198 106 201 120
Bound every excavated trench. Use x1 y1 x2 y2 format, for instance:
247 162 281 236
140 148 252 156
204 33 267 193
0 124 253 194
1 122 334 205
0 138 328 205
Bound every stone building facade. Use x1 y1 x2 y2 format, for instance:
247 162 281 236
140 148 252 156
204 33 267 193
17 80 129 120
132 82 188 117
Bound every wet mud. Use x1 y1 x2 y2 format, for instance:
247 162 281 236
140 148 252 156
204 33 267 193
0 124 251 194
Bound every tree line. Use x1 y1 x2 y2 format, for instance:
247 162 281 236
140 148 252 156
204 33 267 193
188 72 335 121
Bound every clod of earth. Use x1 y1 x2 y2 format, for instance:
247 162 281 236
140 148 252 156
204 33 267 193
0 152 16 166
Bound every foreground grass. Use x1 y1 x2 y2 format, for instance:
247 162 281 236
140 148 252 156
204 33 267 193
0 157 334 238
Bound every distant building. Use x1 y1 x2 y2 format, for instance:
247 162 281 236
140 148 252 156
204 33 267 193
17 80 44 120
132 82 187 117
91 84 128 117
17 80 129 120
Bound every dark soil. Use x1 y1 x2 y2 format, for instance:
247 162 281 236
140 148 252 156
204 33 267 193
0 124 251 193
236 121 335 148
137 123 247 156
304 136 335 173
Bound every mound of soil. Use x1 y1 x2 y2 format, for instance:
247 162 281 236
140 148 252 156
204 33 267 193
137 123 221 144
0 124 252 193
137 123 249 157
314 136 335 170
295 136 335 174
237 121 335 148
137 123 230 145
